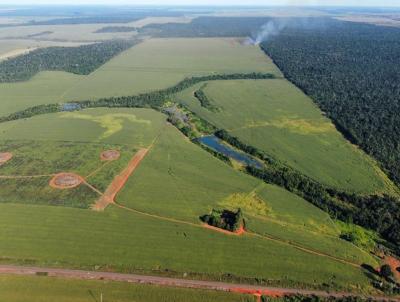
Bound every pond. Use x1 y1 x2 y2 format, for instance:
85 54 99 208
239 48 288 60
196 135 263 169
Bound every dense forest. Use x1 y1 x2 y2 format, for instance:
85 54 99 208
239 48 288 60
139 16 271 37
0 39 138 82
261 18 400 187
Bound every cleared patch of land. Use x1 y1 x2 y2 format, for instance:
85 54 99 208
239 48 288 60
175 79 392 194
0 274 252 302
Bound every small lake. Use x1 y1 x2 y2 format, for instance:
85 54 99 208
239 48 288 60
196 135 263 169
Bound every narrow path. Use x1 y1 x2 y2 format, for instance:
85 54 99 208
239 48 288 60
0 265 396 301
92 148 149 211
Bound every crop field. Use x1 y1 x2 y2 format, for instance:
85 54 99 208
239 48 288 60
0 23 137 42
116 123 378 266
0 37 281 115
0 105 378 290
175 79 393 194
0 15 397 298
0 203 373 291
0 275 252 302
0 108 165 208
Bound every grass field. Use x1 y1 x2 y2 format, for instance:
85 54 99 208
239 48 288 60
0 108 166 146
0 203 374 291
0 108 165 207
0 275 252 302
116 123 377 266
0 107 378 290
0 38 281 115
175 79 393 194
0 23 137 42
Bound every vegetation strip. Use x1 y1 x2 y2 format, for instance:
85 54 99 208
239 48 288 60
0 265 396 301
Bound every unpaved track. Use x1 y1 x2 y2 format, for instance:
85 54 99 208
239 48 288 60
92 148 149 211
0 265 397 301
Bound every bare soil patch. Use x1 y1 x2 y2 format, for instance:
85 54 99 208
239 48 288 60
0 152 12 165
49 173 83 189
100 150 120 161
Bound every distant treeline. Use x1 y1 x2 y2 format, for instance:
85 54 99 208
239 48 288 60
214 129 400 252
261 17 400 187
95 26 137 33
0 39 138 82
139 16 271 37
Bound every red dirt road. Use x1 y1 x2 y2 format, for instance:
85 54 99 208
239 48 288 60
0 265 397 301
92 148 148 211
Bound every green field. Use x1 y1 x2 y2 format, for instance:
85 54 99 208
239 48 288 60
0 203 374 291
0 107 378 291
0 275 252 302
0 108 165 207
0 34 390 295
0 38 281 115
175 79 393 194
0 108 166 146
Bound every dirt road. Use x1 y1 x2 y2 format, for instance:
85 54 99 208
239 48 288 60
0 265 397 301
92 148 149 211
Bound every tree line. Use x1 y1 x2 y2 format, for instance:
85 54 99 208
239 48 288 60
215 129 400 252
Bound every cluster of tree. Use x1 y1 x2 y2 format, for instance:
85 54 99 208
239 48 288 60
193 84 220 112
139 16 272 37
200 208 243 232
0 39 138 82
261 17 400 187
215 129 400 251
95 26 137 33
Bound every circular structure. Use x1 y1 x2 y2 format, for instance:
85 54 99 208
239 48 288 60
49 173 83 189
100 150 120 161
0 152 12 165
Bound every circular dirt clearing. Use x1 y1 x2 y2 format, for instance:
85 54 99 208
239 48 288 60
49 173 83 189
100 150 120 161
0 152 12 165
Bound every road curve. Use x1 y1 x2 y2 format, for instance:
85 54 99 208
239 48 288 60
0 265 398 301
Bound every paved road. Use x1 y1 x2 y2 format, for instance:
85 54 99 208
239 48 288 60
0 265 398 301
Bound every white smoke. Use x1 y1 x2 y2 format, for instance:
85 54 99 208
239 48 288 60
253 19 288 45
